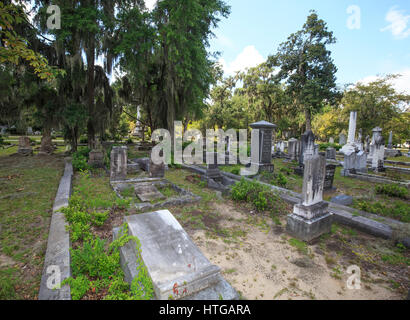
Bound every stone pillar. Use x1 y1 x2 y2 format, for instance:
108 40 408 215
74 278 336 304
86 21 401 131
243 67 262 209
18 136 33 156
370 127 385 172
340 111 359 155
286 150 332 242
250 121 277 173
347 111 357 145
110 146 128 181
388 131 393 149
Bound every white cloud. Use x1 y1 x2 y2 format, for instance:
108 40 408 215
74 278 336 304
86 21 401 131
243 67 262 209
219 45 265 76
358 69 410 95
381 6 410 39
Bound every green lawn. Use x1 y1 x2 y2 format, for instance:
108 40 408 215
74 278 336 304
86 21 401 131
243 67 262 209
0 151 65 299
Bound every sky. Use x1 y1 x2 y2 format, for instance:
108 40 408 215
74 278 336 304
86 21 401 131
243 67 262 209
205 0 410 93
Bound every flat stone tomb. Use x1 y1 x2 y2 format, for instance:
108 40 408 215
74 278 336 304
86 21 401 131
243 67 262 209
111 179 201 211
134 183 166 202
123 210 238 300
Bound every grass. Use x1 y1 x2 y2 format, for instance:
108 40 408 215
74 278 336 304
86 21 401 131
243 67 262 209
0 152 65 299
288 238 309 255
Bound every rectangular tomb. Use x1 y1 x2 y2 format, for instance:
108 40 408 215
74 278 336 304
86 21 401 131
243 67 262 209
116 210 238 300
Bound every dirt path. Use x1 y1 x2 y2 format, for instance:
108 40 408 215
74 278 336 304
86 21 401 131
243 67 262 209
183 201 406 300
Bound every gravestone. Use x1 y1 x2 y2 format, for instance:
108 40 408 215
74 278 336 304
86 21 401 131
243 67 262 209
136 158 150 172
329 137 335 144
294 130 315 175
27 127 33 135
135 184 166 202
341 150 367 176
18 136 33 156
365 135 370 153
149 159 165 178
339 133 347 146
324 164 336 191
250 121 277 173
287 149 332 242
388 131 393 149
288 138 300 162
356 128 363 151
205 152 223 182
0 126 7 135
326 147 336 160
110 146 128 181
39 134 54 155
88 139 104 167
370 127 385 172
115 210 238 300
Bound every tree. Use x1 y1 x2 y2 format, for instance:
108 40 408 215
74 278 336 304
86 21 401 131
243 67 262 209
341 74 410 140
269 11 339 131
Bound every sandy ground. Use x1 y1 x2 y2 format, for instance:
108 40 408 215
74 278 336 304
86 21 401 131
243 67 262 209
183 202 405 300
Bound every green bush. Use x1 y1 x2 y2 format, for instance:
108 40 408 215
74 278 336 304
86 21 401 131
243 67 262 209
318 143 342 151
72 147 91 171
231 178 286 214
353 199 410 223
79 136 88 144
375 184 408 199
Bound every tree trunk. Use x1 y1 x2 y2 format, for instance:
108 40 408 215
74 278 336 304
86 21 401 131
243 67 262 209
305 108 312 132
87 37 96 149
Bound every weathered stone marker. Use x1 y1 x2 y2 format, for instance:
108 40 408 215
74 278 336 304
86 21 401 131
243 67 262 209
287 148 332 242
324 164 336 191
288 138 300 162
110 146 128 181
387 131 393 149
250 121 277 173
339 133 347 146
88 139 104 167
341 150 367 176
18 136 33 156
340 111 359 155
326 147 336 160
294 130 316 175
370 127 385 172
115 210 238 300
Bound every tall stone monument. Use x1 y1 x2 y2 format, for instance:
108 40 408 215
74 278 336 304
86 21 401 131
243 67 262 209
250 121 277 173
110 146 128 181
387 131 393 149
89 138 104 167
340 111 359 155
286 147 332 241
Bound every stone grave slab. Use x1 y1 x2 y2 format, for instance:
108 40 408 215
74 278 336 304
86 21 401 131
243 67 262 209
121 210 237 300
134 184 166 202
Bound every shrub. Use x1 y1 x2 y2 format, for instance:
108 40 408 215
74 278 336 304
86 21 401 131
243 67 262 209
318 143 342 151
231 178 286 215
353 200 410 223
375 184 408 199
72 147 91 171
79 136 88 144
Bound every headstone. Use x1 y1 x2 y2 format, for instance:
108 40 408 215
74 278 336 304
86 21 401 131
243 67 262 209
89 150 104 167
110 146 128 181
370 127 385 172
365 135 370 153
339 133 347 146
324 164 336 191
0 126 7 135
135 184 166 202
149 159 165 178
329 137 335 144
27 127 33 135
286 149 332 242
388 131 393 149
326 147 336 160
39 134 54 155
330 195 353 206
341 150 367 176
250 121 277 173
18 136 33 156
116 210 238 300
294 130 315 175
288 138 300 162
136 158 150 172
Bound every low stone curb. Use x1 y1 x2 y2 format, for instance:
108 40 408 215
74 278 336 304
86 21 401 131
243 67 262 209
38 159 73 300
181 164 409 245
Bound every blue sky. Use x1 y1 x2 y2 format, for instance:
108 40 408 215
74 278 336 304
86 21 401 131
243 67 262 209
207 0 410 93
